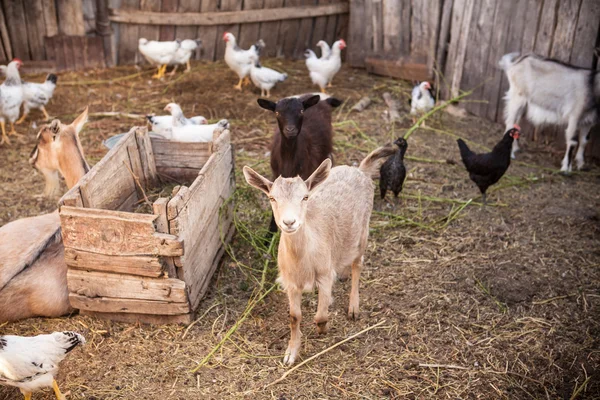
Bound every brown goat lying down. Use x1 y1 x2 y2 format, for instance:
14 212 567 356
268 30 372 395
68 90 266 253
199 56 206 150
0 108 88 323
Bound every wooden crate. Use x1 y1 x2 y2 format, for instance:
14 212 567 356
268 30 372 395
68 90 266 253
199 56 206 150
59 126 235 324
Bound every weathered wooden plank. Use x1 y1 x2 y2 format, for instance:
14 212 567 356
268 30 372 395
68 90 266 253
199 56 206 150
138 0 161 62
153 197 178 279
175 0 201 46
534 0 558 56
312 0 331 60
0 4 11 60
126 138 146 201
197 0 219 61
42 0 59 37
70 294 189 315
215 0 244 61
65 248 164 277
80 310 193 324
435 0 453 75
56 0 85 36
238 0 264 50
294 0 316 59
135 127 158 188
570 0 600 68
23 0 46 60
150 138 211 169
117 0 140 65
324 0 339 47
520 0 543 54
68 269 187 302
110 3 349 26
551 0 583 62
382 0 400 54
60 206 184 257
159 0 178 41
480 0 512 121
259 0 285 58
59 185 84 208
156 167 202 182
71 36 86 70
444 0 475 98
2 0 30 60
365 57 431 81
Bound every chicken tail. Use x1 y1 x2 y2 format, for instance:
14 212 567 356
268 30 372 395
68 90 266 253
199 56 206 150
456 139 474 166
498 52 521 70
359 144 397 179
280 73 288 82
46 74 58 84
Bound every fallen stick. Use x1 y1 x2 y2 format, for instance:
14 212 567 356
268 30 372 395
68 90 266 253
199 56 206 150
351 97 372 112
418 363 468 370
123 161 151 207
382 93 401 122
264 320 387 388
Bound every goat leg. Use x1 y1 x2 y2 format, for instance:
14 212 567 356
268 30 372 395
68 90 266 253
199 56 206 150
348 257 362 320
315 279 333 334
284 288 303 365
561 119 579 173
576 126 591 170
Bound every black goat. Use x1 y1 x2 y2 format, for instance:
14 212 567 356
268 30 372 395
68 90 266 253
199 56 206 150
257 93 342 232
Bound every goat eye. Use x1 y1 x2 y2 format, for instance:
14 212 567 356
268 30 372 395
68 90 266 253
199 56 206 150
269 196 276 202
302 195 308 201
275 112 279 116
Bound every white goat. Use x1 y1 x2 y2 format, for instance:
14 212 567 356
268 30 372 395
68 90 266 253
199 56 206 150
500 53 599 172
0 108 89 323
243 145 394 365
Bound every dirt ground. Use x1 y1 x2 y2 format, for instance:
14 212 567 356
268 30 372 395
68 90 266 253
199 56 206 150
1 59 599 400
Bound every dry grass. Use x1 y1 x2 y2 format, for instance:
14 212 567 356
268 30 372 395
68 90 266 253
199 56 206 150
0 60 599 400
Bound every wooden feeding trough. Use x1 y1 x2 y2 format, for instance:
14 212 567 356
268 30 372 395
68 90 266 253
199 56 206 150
58 126 235 324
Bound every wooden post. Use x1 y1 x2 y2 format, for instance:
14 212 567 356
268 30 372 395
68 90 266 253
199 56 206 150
56 0 86 36
96 0 114 67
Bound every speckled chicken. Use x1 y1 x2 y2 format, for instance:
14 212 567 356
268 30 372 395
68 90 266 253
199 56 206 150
379 137 408 199
457 125 520 204
0 331 85 400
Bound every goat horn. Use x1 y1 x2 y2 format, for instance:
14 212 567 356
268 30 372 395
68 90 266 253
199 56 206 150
50 119 61 133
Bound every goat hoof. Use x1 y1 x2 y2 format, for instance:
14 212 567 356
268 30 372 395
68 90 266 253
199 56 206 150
315 320 328 334
348 308 360 321
283 346 299 365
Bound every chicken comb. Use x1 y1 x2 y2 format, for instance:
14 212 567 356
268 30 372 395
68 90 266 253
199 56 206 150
513 124 521 131
223 32 229 39
12 58 22 64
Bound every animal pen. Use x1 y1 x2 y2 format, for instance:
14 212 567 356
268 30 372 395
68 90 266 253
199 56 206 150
0 0 599 399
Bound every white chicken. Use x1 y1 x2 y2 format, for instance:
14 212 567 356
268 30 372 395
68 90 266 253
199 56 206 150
171 119 230 142
305 39 346 93
249 56 287 97
168 39 202 75
410 81 435 124
0 59 23 145
223 32 265 90
0 331 85 400
15 74 58 124
138 38 179 79
147 112 207 138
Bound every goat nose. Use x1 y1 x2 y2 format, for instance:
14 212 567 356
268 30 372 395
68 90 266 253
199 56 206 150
283 218 296 227
284 127 296 133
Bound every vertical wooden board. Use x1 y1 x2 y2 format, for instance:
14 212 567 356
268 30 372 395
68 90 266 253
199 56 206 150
520 0 543 53
215 0 244 61
118 0 140 65
495 0 529 122
23 0 46 60
0 4 10 60
56 0 86 36
480 0 512 121
62 37 75 70
70 36 85 70
382 0 401 53
238 0 265 50
435 0 453 78
135 128 158 188
159 0 179 41
398 0 412 56
372 0 383 54
175 0 201 42
260 0 285 58
2 0 30 60
335 5 349 54
87 36 106 69
294 0 316 59
312 0 330 59
444 0 475 99
277 0 303 59
458 0 486 114
324 0 339 46
551 0 583 61
138 0 161 64
570 0 600 67
424 0 441 73
42 0 59 37
197 0 219 61
534 0 559 56
411 0 431 57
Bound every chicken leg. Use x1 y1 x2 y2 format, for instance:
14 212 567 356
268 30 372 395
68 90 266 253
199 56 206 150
320 87 327 94
52 380 66 400
9 122 21 137
22 392 32 400
243 76 251 86
234 78 243 91
153 65 166 79
185 60 191 72
41 106 50 120
327 82 333 88
15 112 28 124
0 121 9 145
169 65 178 76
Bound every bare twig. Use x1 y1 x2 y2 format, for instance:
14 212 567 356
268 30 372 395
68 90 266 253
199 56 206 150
122 161 151 207
351 97 372 112
418 363 468 370
264 320 387 388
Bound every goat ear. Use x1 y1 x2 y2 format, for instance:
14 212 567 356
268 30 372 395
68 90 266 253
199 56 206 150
243 166 272 195
305 158 331 192
302 95 321 110
325 97 342 108
72 106 89 136
257 99 277 112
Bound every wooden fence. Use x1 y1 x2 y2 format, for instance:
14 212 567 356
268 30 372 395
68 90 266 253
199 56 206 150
348 0 600 159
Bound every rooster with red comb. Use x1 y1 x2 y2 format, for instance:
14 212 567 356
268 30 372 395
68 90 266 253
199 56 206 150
0 58 23 145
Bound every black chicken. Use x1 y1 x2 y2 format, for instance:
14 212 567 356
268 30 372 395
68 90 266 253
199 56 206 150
456 125 520 204
379 137 408 199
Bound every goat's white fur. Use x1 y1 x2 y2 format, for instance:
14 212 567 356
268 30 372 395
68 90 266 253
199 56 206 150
500 53 599 172
243 145 394 365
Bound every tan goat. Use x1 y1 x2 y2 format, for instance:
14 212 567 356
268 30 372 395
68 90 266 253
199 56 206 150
243 145 395 365
0 108 89 322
